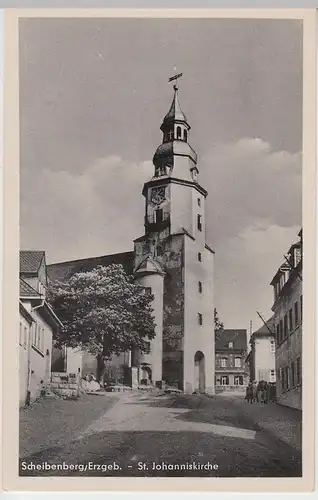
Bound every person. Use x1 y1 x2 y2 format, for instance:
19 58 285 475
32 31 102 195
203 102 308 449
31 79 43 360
257 380 265 403
245 382 254 403
252 381 258 403
263 381 269 404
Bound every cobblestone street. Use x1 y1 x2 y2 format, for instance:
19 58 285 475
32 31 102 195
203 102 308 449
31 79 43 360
19 391 301 477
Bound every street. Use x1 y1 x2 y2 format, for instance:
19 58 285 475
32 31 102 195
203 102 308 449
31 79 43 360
19 391 302 478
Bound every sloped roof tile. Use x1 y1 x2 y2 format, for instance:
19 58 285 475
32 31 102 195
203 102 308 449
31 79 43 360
19 278 40 298
20 250 45 274
47 251 134 282
215 329 247 351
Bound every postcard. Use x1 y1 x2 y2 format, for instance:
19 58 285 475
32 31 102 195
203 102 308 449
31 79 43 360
2 7 316 493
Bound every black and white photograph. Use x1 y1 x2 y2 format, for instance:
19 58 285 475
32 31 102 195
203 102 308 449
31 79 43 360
3 9 314 488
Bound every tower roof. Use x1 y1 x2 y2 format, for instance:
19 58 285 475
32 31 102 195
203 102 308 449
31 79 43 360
134 256 165 277
161 87 188 130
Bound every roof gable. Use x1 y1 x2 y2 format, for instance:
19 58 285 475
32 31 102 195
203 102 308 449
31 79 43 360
19 278 40 298
215 329 247 350
251 317 275 338
20 250 45 274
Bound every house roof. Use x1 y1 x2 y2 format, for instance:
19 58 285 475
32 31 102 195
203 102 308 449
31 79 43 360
215 329 247 351
47 251 134 282
20 250 45 274
251 316 275 338
19 278 40 298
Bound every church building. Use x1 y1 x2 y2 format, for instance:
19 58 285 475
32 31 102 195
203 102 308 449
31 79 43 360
48 83 215 394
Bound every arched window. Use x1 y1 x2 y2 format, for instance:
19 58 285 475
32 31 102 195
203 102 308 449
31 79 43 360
184 129 188 142
176 126 182 139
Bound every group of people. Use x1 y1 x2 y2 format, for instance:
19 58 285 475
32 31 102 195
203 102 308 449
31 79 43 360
81 373 101 392
245 380 276 404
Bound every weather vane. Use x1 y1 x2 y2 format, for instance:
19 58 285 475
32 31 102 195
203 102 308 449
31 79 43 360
168 67 183 91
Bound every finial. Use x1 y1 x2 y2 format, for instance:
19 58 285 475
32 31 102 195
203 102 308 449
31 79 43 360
168 70 183 91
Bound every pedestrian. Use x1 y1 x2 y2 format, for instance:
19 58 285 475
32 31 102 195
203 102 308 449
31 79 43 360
263 382 269 404
252 381 258 403
245 382 254 403
257 380 266 403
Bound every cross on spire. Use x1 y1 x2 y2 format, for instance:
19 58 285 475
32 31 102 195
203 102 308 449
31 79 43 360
168 68 183 91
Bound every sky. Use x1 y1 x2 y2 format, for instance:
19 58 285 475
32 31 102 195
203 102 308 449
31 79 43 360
19 17 302 331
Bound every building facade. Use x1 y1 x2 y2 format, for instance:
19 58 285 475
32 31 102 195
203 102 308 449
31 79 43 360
215 329 249 393
19 251 62 406
270 230 302 410
246 317 276 383
48 85 216 394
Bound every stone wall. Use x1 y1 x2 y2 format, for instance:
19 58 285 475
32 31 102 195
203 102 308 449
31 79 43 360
50 372 80 399
161 235 185 389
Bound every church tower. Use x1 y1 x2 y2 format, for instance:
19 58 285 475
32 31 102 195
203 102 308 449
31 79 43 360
134 80 215 394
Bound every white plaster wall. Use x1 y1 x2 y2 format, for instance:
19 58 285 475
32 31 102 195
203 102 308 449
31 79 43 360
134 273 164 383
170 182 193 236
183 235 215 395
66 347 83 376
254 337 276 382
29 310 53 402
172 151 195 181
19 314 31 406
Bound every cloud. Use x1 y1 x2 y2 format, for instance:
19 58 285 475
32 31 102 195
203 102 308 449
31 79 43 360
214 224 301 330
201 138 302 247
20 137 301 329
20 156 153 262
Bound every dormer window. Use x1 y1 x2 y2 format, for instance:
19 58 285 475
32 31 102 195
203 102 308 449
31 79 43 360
228 342 233 348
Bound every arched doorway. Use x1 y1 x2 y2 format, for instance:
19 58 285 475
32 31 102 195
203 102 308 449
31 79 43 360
140 364 152 386
194 351 205 393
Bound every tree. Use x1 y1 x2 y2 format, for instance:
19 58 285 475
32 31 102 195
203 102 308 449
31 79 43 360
48 264 156 383
214 308 224 331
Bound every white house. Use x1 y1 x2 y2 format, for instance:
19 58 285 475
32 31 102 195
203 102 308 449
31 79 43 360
19 251 63 406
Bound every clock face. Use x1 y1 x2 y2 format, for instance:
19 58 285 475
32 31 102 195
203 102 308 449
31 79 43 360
151 187 165 205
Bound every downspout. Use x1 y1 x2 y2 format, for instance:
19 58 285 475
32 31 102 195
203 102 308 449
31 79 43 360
26 299 45 404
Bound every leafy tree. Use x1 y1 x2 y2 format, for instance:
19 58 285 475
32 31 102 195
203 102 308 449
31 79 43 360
48 264 156 383
214 308 224 331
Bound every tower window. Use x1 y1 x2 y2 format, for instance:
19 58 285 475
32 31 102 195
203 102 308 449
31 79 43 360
155 209 163 224
176 126 182 139
168 130 174 141
184 129 188 142
198 313 203 326
198 281 202 293
197 214 202 231
198 252 202 262
156 165 167 177
294 301 299 325
197 198 201 207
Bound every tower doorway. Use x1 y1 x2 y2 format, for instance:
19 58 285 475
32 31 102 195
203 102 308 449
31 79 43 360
194 351 205 393
140 364 152 386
